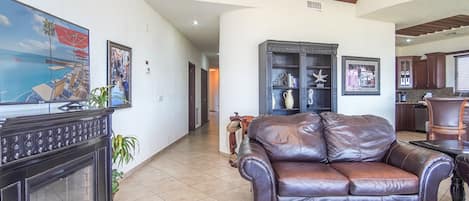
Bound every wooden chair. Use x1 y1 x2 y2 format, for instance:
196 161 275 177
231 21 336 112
227 112 254 167
427 97 467 141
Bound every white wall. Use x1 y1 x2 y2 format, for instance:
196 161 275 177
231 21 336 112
218 0 396 153
397 35 469 89
357 0 411 17
1 0 207 172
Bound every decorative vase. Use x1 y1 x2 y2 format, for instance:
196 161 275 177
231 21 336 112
307 88 314 106
283 89 294 109
288 73 294 88
272 93 276 109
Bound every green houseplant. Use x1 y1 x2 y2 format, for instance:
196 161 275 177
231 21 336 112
89 86 139 196
112 134 138 195
89 85 112 108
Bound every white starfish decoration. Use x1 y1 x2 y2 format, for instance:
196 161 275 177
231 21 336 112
313 69 328 83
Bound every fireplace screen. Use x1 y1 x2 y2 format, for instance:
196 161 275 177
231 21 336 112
27 156 95 201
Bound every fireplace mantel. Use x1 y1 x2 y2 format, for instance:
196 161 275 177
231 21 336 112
0 108 113 201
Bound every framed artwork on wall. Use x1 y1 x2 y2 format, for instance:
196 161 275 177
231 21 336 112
342 56 380 95
0 0 90 105
107 41 132 108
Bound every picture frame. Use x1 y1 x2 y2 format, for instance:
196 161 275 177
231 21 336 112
107 40 132 108
0 0 90 105
342 56 380 95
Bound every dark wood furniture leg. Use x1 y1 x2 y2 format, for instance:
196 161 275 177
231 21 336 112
229 131 237 155
451 171 465 201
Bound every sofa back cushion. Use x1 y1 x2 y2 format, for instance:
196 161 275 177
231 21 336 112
320 112 395 162
248 113 327 162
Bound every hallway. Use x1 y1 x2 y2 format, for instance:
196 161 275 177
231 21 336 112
114 112 252 201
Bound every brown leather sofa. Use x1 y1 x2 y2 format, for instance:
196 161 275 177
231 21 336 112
238 112 453 201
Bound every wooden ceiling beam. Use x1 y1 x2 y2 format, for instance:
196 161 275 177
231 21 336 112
396 31 423 36
396 15 469 36
448 18 469 25
336 0 357 4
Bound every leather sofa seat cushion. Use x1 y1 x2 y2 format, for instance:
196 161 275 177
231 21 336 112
248 113 327 162
331 162 419 196
321 112 395 162
273 162 349 197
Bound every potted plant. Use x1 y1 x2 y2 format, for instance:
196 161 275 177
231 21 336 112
112 134 138 197
89 85 112 108
89 86 139 198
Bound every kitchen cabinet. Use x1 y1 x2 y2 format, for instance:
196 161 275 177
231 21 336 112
396 56 420 89
425 53 446 89
395 103 416 131
396 53 446 89
413 60 428 89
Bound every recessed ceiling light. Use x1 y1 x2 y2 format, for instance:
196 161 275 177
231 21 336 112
405 38 412 43
192 20 199 26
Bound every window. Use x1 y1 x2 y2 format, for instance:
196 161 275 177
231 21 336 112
456 55 469 92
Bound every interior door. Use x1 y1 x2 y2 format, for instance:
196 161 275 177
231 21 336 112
201 69 208 125
188 62 196 131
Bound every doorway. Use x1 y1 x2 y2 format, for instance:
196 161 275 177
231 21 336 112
201 69 208 125
188 62 196 131
209 68 219 112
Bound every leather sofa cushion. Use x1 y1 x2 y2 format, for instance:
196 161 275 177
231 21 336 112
331 162 419 196
248 113 327 162
273 162 349 197
321 112 395 162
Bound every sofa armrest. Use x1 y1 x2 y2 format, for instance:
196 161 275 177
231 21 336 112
238 138 277 201
385 141 453 201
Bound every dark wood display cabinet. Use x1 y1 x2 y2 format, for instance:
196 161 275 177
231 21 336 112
259 40 338 115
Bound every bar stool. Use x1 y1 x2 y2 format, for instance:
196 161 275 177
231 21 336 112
427 97 467 141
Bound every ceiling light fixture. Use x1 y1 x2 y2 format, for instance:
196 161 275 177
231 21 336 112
405 38 412 43
192 20 199 26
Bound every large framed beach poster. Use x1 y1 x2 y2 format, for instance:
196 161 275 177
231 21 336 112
107 41 132 109
0 0 90 104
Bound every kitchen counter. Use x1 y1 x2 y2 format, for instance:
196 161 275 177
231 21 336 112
396 102 419 105
397 98 469 107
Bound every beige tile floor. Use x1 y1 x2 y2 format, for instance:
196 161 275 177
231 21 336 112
115 114 467 201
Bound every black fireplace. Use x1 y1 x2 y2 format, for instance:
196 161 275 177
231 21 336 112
0 109 113 201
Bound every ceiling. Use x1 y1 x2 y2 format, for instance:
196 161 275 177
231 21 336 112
360 0 469 46
145 0 244 66
147 0 469 61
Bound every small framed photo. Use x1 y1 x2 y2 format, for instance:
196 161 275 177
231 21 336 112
342 56 380 95
107 41 132 108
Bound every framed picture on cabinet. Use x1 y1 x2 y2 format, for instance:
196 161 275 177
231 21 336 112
342 56 380 95
107 40 132 108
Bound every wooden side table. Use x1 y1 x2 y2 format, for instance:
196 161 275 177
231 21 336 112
227 112 254 167
410 140 469 201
